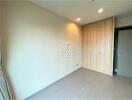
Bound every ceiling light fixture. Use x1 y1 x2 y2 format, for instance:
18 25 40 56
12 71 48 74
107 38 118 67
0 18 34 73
76 17 81 22
98 8 103 13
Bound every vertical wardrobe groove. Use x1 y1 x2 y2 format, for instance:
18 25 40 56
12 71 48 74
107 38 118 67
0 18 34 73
82 17 115 75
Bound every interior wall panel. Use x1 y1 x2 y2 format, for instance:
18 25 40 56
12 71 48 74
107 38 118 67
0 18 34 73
82 17 115 75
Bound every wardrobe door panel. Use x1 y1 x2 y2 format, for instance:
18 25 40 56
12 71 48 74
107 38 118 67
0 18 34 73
83 17 115 75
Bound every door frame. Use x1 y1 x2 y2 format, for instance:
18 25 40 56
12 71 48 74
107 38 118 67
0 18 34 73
113 25 132 74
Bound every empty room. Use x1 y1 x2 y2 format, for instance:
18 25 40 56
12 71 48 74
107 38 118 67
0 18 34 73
0 0 132 100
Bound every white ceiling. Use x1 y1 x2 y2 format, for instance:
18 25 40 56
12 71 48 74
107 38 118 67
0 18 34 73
31 0 132 25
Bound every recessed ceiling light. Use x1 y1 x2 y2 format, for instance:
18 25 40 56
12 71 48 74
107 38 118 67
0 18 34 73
76 17 81 22
98 8 103 13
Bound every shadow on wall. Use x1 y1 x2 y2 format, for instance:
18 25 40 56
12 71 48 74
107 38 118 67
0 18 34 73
2 20 16 100
1 2 16 100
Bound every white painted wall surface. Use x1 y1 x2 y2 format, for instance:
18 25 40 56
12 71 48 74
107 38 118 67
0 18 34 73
4 1 82 99
116 15 132 27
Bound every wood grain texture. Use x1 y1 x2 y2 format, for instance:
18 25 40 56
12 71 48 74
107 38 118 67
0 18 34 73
82 17 115 75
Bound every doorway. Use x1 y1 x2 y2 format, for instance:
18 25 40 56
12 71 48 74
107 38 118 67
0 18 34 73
114 26 132 77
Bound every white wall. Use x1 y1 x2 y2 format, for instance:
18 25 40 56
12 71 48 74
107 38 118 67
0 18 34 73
116 15 132 27
3 1 82 99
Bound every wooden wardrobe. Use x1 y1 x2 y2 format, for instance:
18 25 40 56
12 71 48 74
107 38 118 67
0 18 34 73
82 17 115 75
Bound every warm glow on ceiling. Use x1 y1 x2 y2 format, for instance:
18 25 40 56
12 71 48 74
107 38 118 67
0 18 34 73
76 17 81 22
98 8 104 13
